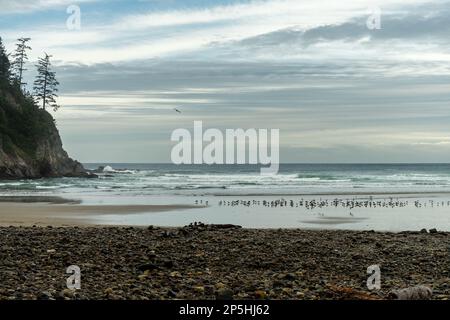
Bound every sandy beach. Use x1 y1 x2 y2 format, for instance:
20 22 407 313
0 196 448 301
0 198 448 300
0 199 201 226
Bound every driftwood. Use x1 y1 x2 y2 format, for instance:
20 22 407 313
389 286 433 300
327 284 380 300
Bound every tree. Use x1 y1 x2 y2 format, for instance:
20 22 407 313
0 37 10 81
33 53 60 111
11 37 31 89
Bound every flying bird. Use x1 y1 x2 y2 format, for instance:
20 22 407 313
174 108 182 114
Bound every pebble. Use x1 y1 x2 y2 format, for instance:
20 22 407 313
60 289 76 299
0 225 447 301
38 291 53 300
255 290 267 299
193 286 205 294
104 288 114 295
216 288 234 300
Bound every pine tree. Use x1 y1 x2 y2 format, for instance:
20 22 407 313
33 53 60 111
11 37 31 89
0 37 10 81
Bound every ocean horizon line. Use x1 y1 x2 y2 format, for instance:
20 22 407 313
82 162 450 165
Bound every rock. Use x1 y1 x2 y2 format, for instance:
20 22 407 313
60 289 76 299
420 228 428 233
91 166 105 173
0 225 448 301
210 224 243 230
216 288 234 300
169 271 181 278
282 273 296 281
137 274 147 280
137 263 158 272
180 229 191 236
104 288 114 295
38 291 53 300
162 259 174 269
46 249 56 254
389 286 433 300
215 282 226 289
0 85 88 179
168 290 177 298
429 228 438 234
161 231 175 238
255 290 267 299
205 285 215 295
193 286 205 294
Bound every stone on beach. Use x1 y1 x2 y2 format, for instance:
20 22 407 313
0 225 448 300
389 286 433 300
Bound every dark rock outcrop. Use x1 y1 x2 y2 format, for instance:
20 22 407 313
0 84 88 179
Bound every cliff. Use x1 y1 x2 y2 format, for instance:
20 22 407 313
0 81 87 179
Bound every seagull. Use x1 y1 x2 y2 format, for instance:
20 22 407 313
174 108 182 114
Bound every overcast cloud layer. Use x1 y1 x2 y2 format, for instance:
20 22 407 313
1 0 450 163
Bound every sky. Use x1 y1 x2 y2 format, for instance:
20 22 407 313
1 0 450 163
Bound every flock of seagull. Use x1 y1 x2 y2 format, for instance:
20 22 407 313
193 197 450 212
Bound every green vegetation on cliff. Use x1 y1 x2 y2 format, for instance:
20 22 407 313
0 36 86 179
0 79 55 159
0 38 55 161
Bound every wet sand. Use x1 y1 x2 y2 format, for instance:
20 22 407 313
0 201 201 227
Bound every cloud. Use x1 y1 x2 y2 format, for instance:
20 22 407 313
0 0 97 14
239 6 450 48
2 0 446 64
4 0 450 162
116 0 439 30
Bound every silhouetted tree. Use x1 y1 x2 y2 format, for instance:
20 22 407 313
0 37 10 81
33 53 60 111
11 37 31 89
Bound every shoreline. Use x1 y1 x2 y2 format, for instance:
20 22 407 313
0 201 202 227
1 195 449 231
0 196 81 204
0 225 448 300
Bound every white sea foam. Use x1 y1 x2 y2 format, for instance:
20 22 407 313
2 164 450 197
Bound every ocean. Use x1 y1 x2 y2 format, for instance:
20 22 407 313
1 163 450 231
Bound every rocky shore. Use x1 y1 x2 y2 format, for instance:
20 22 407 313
0 77 90 179
0 225 448 300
